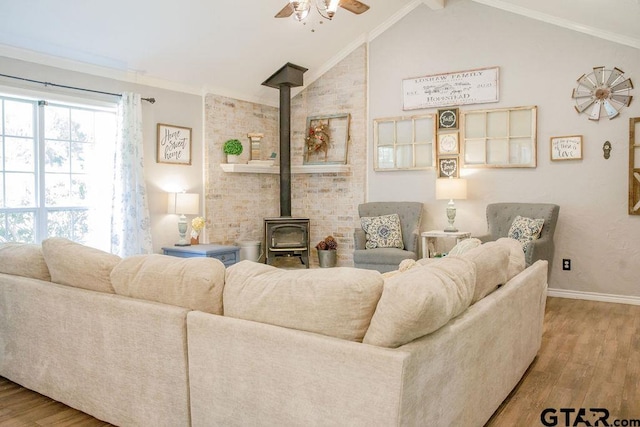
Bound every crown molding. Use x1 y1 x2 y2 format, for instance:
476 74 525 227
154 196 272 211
470 0 640 49
0 43 203 96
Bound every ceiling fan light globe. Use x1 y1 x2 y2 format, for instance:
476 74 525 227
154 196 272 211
291 0 311 21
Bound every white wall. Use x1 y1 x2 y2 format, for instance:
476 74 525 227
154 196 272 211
0 56 204 253
368 0 640 297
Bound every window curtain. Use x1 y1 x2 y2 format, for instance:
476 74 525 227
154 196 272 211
111 92 153 257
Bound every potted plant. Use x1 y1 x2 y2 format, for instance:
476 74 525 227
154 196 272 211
223 139 243 163
315 235 338 268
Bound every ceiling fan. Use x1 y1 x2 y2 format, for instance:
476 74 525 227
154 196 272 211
275 0 370 22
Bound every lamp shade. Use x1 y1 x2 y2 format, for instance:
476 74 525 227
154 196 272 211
167 193 200 215
436 178 467 200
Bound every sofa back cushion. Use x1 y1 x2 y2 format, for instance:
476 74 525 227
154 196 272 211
110 254 225 314
0 242 51 281
363 256 476 348
42 237 120 293
460 241 509 304
223 260 383 342
495 237 526 280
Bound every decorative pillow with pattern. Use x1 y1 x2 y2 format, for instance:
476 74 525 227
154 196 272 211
507 215 544 249
361 214 404 250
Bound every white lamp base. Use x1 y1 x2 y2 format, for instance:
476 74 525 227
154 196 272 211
175 214 191 246
444 200 458 232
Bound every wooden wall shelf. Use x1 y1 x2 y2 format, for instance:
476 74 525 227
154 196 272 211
220 163 350 174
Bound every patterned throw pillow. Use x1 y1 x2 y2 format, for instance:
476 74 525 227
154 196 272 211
507 215 544 249
361 214 404 250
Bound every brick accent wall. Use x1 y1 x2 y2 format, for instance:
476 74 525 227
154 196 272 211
204 44 367 267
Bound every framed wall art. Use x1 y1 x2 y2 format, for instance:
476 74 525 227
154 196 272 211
402 66 499 110
550 135 583 161
438 157 459 178
437 132 459 155
304 113 350 165
157 123 192 165
438 108 459 130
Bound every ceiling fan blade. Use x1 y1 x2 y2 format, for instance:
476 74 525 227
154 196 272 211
275 3 294 18
339 0 370 14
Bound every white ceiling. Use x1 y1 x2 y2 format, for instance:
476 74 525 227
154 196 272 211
1 0 639 106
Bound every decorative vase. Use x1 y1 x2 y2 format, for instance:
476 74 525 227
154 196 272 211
190 235 199 245
317 249 337 268
227 154 240 164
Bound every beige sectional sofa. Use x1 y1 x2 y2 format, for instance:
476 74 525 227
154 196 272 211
0 237 548 427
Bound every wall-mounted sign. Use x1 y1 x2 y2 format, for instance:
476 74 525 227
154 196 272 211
438 157 459 178
438 108 459 130
157 123 192 165
550 135 582 161
403 66 499 110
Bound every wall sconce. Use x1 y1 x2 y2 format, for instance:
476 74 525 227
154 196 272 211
435 177 467 232
167 192 200 246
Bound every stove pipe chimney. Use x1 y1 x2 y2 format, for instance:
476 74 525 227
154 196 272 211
262 63 307 217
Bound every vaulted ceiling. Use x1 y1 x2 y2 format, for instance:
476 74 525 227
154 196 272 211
1 0 639 106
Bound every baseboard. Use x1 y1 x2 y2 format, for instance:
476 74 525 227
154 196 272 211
547 288 640 306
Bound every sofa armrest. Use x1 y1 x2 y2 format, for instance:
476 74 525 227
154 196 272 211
354 228 366 250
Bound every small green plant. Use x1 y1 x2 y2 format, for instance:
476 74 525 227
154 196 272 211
223 139 243 155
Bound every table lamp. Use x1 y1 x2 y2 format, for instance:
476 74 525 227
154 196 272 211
167 192 200 246
435 177 467 232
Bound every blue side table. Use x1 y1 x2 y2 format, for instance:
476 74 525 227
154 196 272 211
162 244 240 267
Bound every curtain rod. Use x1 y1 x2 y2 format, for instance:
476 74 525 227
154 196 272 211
0 72 156 104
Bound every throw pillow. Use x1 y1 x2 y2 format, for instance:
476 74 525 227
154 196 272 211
224 260 384 342
507 215 544 249
361 214 404 250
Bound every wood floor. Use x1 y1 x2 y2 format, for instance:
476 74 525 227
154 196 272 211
1 297 639 426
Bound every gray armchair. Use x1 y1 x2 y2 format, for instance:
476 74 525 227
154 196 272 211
477 203 560 269
353 202 423 273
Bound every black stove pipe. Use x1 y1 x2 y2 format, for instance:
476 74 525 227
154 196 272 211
262 63 307 218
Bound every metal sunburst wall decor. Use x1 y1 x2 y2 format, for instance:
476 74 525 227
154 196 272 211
571 66 633 121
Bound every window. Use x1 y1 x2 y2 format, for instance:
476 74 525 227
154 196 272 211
373 114 435 171
0 94 116 248
461 106 537 168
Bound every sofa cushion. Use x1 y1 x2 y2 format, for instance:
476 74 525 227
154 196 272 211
448 237 482 256
496 237 526 280
110 254 225 314
42 237 120 293
361 214 404 250
507 215 544 249
363 256 476 348
0 242 51 281
461 242 510 303
224 260 383 342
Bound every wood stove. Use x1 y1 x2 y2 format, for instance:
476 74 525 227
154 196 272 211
262 63 310 268
264 217 309 266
